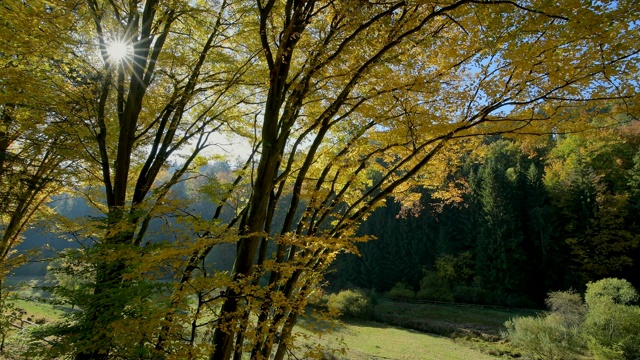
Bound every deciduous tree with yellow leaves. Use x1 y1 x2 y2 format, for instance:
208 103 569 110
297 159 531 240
0 0 81 301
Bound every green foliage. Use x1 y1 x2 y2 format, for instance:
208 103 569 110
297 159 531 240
386 282 416 299
45 249 93 308
504 313 584 360
417 271 454 302
545 290 586 329
328 290 373 320
434 253 474 287
584 278 640 360
628 148 640 213
31 278 175 359
453 286 488 304
0 291 15 354
504 290 587 360
585 278 639 306
337 197 436 292
546 126 640 282
505 281 640 360
413 253 475 302
361 289 380 306
475 148 528 295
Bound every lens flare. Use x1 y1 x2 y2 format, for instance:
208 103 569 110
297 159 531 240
106 40 132 63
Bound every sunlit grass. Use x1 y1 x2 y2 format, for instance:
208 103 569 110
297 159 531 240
2 281 537 359
295 320 503 359
8 299 65 323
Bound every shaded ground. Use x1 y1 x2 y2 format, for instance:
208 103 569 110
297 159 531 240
374 299 539 340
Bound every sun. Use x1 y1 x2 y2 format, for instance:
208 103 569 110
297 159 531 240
106 39 132 63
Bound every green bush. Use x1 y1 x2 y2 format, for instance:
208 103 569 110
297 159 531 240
386 282 415 299
416 271 454 302
545 290 585 328
503 290 587 359
307 287 328 306
584 278 640 360
327 289 373 320
504 281 640 360
504 313 584 360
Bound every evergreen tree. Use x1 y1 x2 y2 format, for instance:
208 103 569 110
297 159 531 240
475 156 527 295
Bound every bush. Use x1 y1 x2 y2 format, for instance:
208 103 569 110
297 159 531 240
327 289 373 320
545 290 585 328
503 290 587 359
416 271 454 302
386 282 415 299
307 288 328 306
504 313 584 360
505 281 640 360
584 278 640 360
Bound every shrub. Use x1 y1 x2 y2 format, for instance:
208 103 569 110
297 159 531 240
503 290 587 359
307 288 327 306
435 252 474 286
386 282 415 299
545 290 585 328
416 271 454 302
327 289 373 320
584 278 640 360
504 313 584 360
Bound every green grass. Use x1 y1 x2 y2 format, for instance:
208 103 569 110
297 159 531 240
1 288 533 359
295 320 504 359
8 299 65 323
294 298 539 359
375 299 540 338
3 276 65 324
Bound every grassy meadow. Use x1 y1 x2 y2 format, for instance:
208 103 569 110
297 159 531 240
290 299 537 359
2 277 533 359
295 320 506 359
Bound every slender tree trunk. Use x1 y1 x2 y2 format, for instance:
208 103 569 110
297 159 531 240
210 140 282 359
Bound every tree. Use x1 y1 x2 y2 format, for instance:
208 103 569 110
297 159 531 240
628 147 640 220
545 118 640 284
27 0 260 358
475 148 527 295
207 0 640 358
0 0 80 300
46 249 94 309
